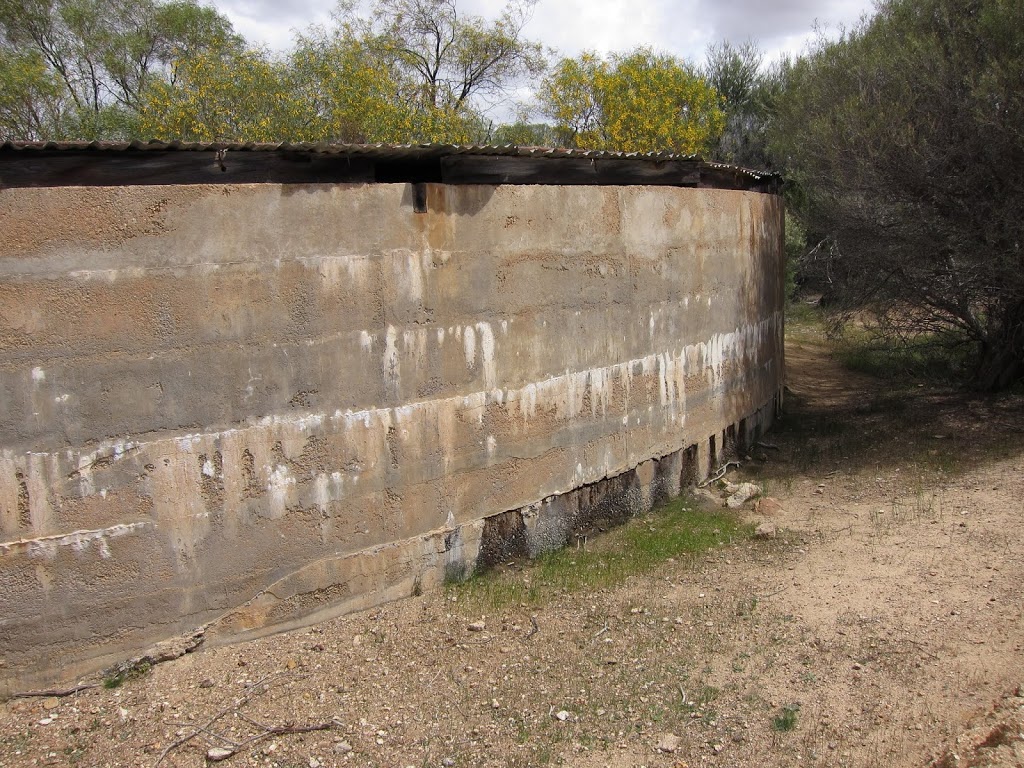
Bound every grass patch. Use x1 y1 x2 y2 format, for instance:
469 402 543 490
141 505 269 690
785 300 825 328
452 496 752 611
771 704 800 732
102 659 151 689
835 327 972 384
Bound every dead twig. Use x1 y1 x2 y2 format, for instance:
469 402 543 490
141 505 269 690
697 461 740 488
756 585 791 600
163 722 241 748
818 525 853 535
234 711 336 749
525 615 540 640
594 623 609 638
153 670 287 767
11 683 99 698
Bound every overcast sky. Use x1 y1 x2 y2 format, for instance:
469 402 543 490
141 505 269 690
207 0 877 117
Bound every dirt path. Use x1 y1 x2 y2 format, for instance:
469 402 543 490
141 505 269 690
1 333 1023 768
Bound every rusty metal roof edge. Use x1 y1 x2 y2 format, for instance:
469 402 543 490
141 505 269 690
0 140 779 179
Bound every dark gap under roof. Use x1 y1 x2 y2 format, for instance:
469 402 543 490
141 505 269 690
0 141 781 193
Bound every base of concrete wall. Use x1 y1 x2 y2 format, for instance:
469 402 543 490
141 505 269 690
195 392 779 654
0 406 783 698
475 393 780 569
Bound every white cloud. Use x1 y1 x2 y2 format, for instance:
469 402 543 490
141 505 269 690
209 0 874 62
210 0 334 52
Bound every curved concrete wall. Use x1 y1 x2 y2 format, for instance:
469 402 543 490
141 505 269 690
0 181 783 693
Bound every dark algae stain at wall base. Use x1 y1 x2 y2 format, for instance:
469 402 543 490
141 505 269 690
0 142 784 694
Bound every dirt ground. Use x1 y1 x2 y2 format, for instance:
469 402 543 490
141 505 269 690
2 327 1023 768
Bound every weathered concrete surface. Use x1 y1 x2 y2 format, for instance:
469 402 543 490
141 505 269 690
0 182 783 693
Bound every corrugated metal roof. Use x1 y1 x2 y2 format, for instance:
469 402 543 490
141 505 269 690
0 141 783 194
0 140 777 182
2 140 696 159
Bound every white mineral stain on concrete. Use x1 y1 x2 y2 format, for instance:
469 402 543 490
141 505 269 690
268 465 296 513
463 324 477 370
476 322 496 388
0 522 152 559
400 251 424 303
383 325 400 396
2 312 781 560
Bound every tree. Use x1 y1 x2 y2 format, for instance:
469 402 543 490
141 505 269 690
536 52 603 147
102 0 240 109
490 121 559 146
772 0 1024 390
138 46 304 142
287 31 409 143
336 0 546 114
289 24 480 144
0 47 65 139
0 0 236 139
139 28 489 145
538 48 725 154
702 40 784 168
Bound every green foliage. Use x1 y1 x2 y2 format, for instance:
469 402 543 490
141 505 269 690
702 40 785 167
536 52 603 146
452 496 751 610
539 48 725 154
336 0 545 115
771 0 1024 390
783 209 807 302
771 704 799 732
490 121 559 146
0 47 63 139
835 326 974 384
138 0 539 144
289 31 412 143
103 658 151 689
139 46 303 141
290 22 485 144
0 0 237 139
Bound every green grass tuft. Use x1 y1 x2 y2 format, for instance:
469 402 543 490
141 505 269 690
102 659 152 689
771 704 800 732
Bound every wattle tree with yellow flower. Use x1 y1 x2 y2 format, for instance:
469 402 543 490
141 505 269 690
539 48 725 155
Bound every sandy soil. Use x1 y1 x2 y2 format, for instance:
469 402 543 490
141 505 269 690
1 330 1022 768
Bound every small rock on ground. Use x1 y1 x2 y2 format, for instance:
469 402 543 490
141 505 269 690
657 733 683 753
692 487 721 506
754 496 785 516
725 482 762 509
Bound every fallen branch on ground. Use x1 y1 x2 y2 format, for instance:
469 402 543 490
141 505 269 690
10 683 99 698
697 461 741 488
153 670 295 767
